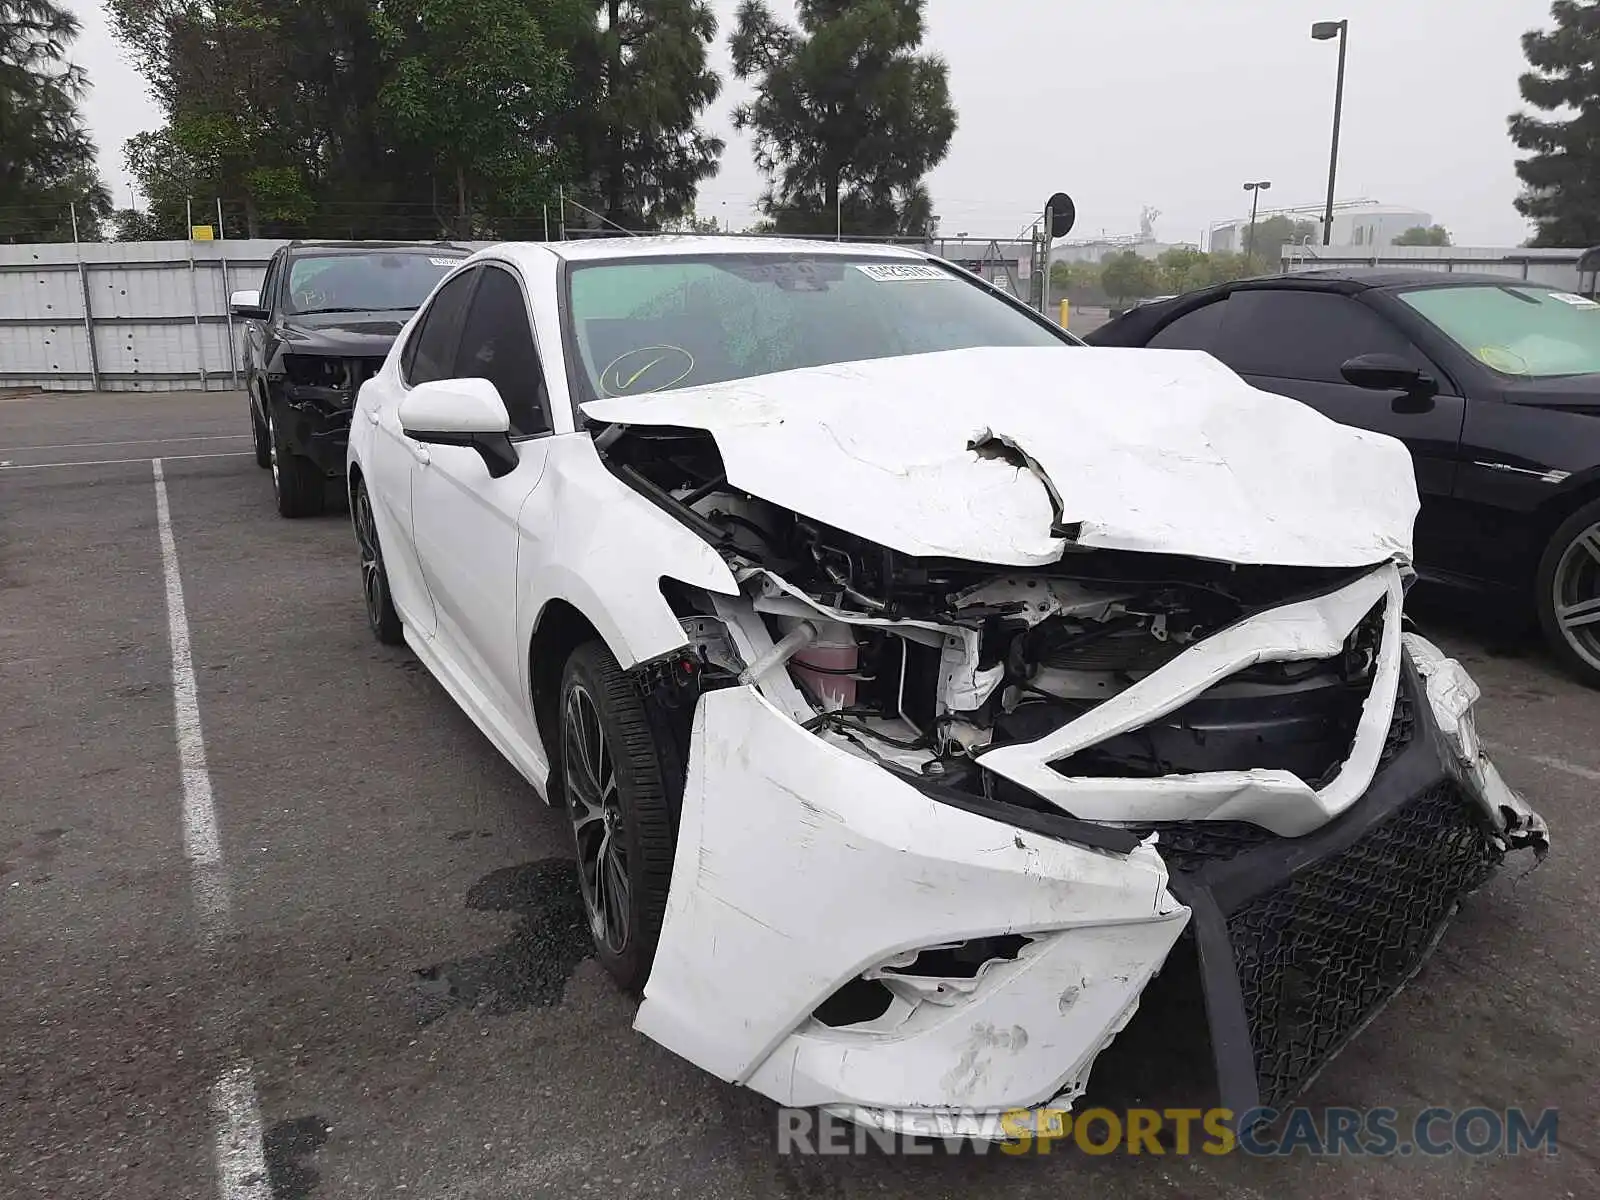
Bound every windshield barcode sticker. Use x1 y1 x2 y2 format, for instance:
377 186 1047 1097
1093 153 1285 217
855 263 948 282
1548 291 1600 308
428 257 462 267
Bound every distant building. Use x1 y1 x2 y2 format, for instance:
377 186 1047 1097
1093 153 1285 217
1209 203 1434 253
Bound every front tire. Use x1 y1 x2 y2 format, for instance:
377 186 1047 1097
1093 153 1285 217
558 641 676 993
268 406 325 519
351 478 404 645
251 396 271 469
1536 497 1600 688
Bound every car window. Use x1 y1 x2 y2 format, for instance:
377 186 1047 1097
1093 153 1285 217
259 252 285 313
1214 290 1429 384
1397 284 1600 378
284 252 466 316
452 266 550 436
1148 300 1227 350
405 269 478 386
565 254 1070 400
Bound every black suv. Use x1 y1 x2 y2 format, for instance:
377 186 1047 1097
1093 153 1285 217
1089 269 1600 686
230 241 471 517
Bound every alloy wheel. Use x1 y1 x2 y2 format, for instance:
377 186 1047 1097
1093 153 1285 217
563 683 630 955
1552 519 1600 674
267 409 280 492
353 486 385 630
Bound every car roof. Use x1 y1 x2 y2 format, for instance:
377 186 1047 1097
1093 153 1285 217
1250 267 1551 291
535 235 930 262
285 240 470 255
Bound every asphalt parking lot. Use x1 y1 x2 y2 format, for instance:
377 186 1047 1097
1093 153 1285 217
3 388 1597 1200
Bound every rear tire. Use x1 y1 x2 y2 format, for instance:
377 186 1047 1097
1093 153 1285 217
1536 497 1600 688
351 478 404 645
268 407 325 519
557 640 676 993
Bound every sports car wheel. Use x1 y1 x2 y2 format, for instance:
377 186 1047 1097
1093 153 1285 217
251 399 271 469
352 479 404 645
1538 498 1600 688
559 640 675 992
268 407 325 519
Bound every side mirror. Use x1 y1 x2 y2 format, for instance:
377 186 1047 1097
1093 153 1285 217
229 289 268 321
399 378 518 478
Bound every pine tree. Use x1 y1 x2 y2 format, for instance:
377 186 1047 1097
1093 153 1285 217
0 0 110 241
730 0 955 237
1509 0 1600 246
566 1 724 230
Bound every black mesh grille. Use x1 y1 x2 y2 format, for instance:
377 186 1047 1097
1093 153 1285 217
1227 781 1502 1110
1124 679 1419 874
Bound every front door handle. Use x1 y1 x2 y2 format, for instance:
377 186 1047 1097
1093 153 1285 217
366 409 379 425
409 442 431 467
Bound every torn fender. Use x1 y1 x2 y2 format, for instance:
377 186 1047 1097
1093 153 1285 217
633 685 1190 1113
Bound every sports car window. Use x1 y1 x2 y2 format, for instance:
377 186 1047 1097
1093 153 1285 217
1397 284 1600 378
565 254 1070 399
452 266 550 436
405 269 477 386
1214 290 1427 384
284 252 465 316
1147 299 1226 350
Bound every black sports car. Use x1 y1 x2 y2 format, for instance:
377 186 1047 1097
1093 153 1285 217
229 241 470 517
1088 269 1600 687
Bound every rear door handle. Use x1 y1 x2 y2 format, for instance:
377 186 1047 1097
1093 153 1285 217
366 409 379 425
409 442 431 467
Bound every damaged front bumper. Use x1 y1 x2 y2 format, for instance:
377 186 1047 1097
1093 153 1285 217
632 572 1549 1136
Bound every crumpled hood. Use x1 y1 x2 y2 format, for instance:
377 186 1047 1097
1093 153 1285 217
581 346 1419 568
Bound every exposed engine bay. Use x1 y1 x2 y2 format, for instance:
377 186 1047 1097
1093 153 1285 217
605 423 1385 804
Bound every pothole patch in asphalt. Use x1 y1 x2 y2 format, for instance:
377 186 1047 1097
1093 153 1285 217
410 858 592 1023
263 1114 331 1200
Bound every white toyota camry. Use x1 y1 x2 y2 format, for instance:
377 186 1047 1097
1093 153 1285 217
346 237 1547 1136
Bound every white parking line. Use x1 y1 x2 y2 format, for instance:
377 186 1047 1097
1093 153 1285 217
152 458 271 1199
0 451 253 471
0 433 249 453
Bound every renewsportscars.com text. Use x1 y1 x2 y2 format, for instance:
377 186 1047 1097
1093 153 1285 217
776 1106 1560 1157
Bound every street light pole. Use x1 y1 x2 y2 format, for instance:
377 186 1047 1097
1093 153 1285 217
1243 180 1271 269
1313 19 1349 246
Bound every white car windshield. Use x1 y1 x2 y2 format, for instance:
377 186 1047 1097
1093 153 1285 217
1397 283 1600 378
565 253 1070 399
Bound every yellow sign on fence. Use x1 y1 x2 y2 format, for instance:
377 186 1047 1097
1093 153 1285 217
191 225 215 241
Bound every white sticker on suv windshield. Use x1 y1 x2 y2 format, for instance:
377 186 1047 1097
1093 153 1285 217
429 257 462 267
855 263 948 282
1548 291 1599 308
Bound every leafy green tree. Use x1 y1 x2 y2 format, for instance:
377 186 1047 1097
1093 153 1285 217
0 0 111 242
374 0 580 238
564 1 723 230
1394 224 1452 246
1100 250 1162 305
1155 246 1208 293
109 1 316 237
1510 1 1600 245
730 0 955 237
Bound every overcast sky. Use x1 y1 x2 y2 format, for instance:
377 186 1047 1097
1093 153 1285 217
68 0 1553 246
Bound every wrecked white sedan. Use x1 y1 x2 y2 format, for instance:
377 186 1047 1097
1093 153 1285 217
346 237 1548 1135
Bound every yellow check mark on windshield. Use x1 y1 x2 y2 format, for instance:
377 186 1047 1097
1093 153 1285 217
617 354 668 390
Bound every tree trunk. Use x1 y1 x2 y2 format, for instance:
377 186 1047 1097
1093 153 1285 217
606 0 624 227
456 165 469 240
244 194 261 240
